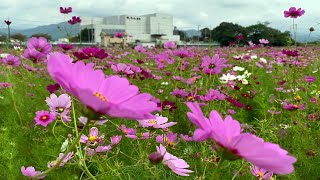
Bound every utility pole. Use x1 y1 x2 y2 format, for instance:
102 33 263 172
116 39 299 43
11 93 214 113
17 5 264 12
198 25 201 47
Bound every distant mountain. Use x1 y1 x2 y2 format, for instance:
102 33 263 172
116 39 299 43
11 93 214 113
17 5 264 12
183 29 201 37
0 22 79 40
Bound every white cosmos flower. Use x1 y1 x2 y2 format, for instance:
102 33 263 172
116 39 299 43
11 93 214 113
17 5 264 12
259 58 267 64
243 70 252 77
233 66 245 71
161 82 169 85
251 55 258 60
220 73 236 83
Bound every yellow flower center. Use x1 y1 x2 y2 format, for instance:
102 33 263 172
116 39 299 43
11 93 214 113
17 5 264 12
41 115 48 121
160 59 165 63
148 119 157 124
89 136 97 142
94 92 109 102
257 171 264 177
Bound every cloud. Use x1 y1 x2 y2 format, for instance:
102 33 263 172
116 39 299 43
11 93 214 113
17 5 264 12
0 0 316 35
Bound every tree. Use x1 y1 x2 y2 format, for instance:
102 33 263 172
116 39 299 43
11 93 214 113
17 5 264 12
211 22 247 46
246 23 292 46
11 33 27 42
31 33 52 41
200 27 211 42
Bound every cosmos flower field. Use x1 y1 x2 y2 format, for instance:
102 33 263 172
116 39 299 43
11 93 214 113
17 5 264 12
1 38 320 180
0 4 320 180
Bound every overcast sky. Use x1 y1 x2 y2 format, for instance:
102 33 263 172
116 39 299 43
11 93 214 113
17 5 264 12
0 0 318 34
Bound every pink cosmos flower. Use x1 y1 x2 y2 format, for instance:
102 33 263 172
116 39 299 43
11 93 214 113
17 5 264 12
180 134 193 142
21 166 44 179
22 48 44 63
187 102 297 174
34 110 56 127
308 113 319 121
284 7 305 18
201 54 228 74
47 52 158 120
259 39 269 44
200 89 225 102
173 48 190 58
111 63 134 75
58 43 74 51
186 102 214 141
250 165 273 179
0 82 10 88
120 124 136 135
164 41 177 49
110 135 122 145
305 76 316 83
156 144 193 176
45 93 71 113
138 114 177 129
171 88 188 98
2 55 20 67
156 132 179 146
134 45 146 53
47 152 74 168
27 37 52 55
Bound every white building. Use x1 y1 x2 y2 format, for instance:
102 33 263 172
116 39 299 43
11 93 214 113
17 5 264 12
80 13 180 44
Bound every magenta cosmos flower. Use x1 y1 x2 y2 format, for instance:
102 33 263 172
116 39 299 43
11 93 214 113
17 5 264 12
47 52 158 120
2 55 20 67
34 110 56 127
4 19 11 26
68 16 82 25
187 102 297 174
201 54 228 74
305 76 316 83
21 166 44 179
114 32 124 38
284 7 305 18
58 43 74 51
156 144 193 176
60 7 72 14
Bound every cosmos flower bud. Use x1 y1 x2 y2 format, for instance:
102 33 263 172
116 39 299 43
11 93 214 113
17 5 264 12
148 152 163 165
309 27 315 32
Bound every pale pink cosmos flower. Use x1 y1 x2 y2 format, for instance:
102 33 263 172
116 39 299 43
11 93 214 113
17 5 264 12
21 166 45 179
80 127 111 155
110 135 122 145
156 132 179 146
180 134 193 142
47 152 74 168
45 93 71 113
250 165 273 179
156 144 193 176
111 63 134 75
47 52 159 120
259 39 269 44
138 114 177 129
187 102 297 174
